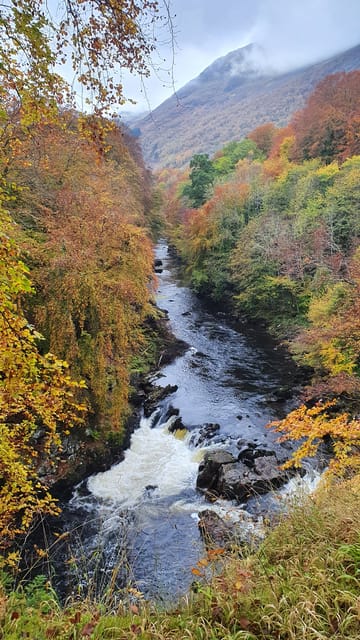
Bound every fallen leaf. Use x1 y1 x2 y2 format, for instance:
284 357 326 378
207 548 225 558
69 611 81 624
239 617 251 629
211 605 223 621
81 621 96 637
130 604 139 615
130 624 141 634
198 558 209 567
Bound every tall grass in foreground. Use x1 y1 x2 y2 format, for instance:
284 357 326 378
1 475 360 639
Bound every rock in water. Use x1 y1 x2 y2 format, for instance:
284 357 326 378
197 447 293 502
198 510 235 549
196 450 236 493
218 456 290 502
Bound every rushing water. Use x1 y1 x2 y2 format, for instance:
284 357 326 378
153 243 299 436
60 242 309 603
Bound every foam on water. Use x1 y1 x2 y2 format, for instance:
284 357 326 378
87 413 199 507
280 469 322 500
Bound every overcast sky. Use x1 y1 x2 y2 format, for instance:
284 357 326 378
122 0 360 113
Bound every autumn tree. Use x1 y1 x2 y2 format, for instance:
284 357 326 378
0 0 170 115
270 401 360 474
0 207 85 557
262 125 295 178
291 71 360 164
180 166 264 300
5 114 156 434
248 123 277 157
292 245 360 401
0 0 168 559
0 0 169 436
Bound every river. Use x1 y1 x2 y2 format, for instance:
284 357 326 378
55 242 310 604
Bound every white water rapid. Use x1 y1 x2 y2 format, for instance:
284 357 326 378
88 413 200 507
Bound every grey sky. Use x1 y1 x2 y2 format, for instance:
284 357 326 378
122 0 360 112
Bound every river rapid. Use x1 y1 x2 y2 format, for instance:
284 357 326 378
54 242 312 604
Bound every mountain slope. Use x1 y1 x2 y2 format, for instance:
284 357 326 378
135 43 360 168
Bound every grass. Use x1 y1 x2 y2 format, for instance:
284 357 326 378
1 475 360 638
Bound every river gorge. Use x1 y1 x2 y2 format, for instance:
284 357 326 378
50 242 319 605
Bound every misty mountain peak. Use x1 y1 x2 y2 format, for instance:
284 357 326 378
136 43 360 168
198 43 274 83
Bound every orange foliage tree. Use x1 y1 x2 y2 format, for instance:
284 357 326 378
0 0 169 114
291 71 360 164
0 0 165 560
0 207 85 556
8 115 155 434
270 402 360 474
248 122 277 157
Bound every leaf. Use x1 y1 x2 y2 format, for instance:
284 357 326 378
239 617 251 629
69 611 81 624
197 558 209 567
207 548 225 558
81 621 96 637
130 604 139 615
130 624 141 635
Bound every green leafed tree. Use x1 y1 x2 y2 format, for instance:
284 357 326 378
182 153 215 208
213 139 264 177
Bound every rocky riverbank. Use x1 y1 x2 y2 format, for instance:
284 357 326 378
48 261 188 501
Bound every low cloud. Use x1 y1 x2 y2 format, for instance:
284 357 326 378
122 0 360 112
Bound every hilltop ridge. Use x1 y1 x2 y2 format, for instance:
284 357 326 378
134 43 360 168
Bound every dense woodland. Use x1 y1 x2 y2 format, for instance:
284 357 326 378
159 70 360 471
0 107 165 556
0 0 165 560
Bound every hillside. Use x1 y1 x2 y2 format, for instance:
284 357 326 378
135 43 360 168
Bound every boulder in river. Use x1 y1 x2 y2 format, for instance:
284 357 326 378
218 456 290 502
197 446 294 503
196 450 236 494
168 416 187 433
154 258 164 273
143 384 178 417
198 509 264 550
190 422 221 447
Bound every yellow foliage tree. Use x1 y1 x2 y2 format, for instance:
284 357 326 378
0 206 85 556
8 117 155 433
270 402 360 474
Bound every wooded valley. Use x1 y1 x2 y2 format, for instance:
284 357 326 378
1 2 360 638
